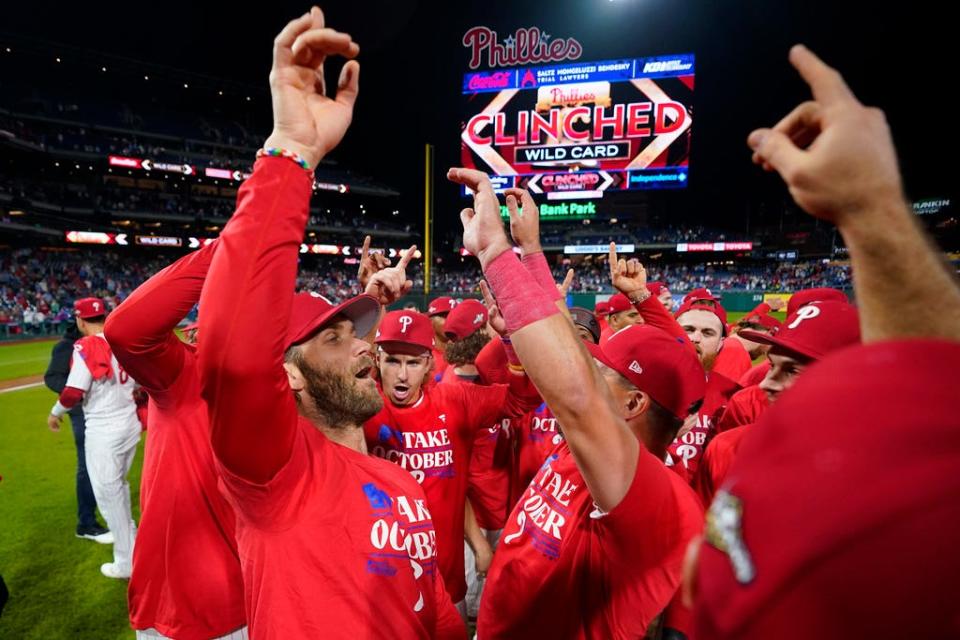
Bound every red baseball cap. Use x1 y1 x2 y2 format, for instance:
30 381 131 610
646 281 669 297
737 312 782 332
427 296 457 317
676 300 729 336
682 287 720 306
375 310 434 353
786 287 847 317
74 297 107 319
695 339 960 639
443 299 488 340
606 293 633 315
739 301 860 361
284 292 380 350
594 300 610 316
586 324 706 419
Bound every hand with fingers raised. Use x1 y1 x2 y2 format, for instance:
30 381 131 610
364 244 418 306
502 188 541 256
608 242 647 298
747 45 903 225
263 6 361 169
446 168 512 270
356 235 392 292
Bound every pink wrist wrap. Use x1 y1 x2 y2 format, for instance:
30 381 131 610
484 250 559 334
521 251 562 301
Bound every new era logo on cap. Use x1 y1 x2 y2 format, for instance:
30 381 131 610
629 360 643 375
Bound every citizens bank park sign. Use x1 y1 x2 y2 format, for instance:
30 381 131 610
461 26 693 199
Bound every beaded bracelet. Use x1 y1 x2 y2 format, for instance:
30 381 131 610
256 147 312 171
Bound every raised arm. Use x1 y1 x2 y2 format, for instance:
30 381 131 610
197 9 361 483
748 45 960 341
104 240 218 397
608 243 696 354
448 168 639 512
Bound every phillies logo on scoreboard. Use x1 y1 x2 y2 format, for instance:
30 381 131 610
463 26 583 69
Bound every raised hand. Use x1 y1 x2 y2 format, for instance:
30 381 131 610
263 6 361 169
608 243 647 296
364 245 417 306
747 45 903 225
446 168 512 269
357 235 392 291
503 188 541 255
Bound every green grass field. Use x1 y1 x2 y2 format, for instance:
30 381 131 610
0 339 143 639
0 340 58 382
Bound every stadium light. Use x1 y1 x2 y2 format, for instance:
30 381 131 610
218 90 223 96
101 66 107 72
5 47 11 53
55 57 61 63
183 83 189 88
144 75 149 80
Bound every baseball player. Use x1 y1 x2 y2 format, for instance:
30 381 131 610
47 297 141 579
691 45 960 639
104 240 247 639
195 10 463 637
446 171 707 638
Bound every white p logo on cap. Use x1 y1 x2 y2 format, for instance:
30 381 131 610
788 305 821 329
473 313 484 326
399 315 414 334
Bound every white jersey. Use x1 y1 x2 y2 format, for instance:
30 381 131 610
65 333 140 432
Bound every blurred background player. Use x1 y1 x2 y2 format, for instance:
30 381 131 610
43 322 111 543
47 297 141 579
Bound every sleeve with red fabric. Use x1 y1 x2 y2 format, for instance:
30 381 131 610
52 386 86 416
483 250 559 334
474 337 510 385
464 376 541 434
521 251 562 302
635 294 697 356
197 157 313 484
105 239 218 401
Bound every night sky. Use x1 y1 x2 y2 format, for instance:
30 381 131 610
2 0 953 240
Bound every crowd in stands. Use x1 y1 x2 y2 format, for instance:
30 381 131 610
0 246 855 336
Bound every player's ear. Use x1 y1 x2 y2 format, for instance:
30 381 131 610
282 361 306 393
624 389 650 421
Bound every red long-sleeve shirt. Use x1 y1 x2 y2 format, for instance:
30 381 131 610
196 157 462 639
105 240 247 639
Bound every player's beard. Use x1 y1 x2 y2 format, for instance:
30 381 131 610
298 356 383 428
701 350 719 373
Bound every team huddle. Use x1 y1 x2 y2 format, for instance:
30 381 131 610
44 6 960 640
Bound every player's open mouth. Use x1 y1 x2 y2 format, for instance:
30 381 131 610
393 384 410 400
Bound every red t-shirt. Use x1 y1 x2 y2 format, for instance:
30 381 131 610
693 425 750 507
131 351 246 638
716 385 769 434
712 338 753 382
195 158 463 639
364 381 517 603
738 360 771 388
478 441 704 639
667 372 740 477
514 401 563 501
220 418 463 639
105 239 246 639
438 361 516 532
